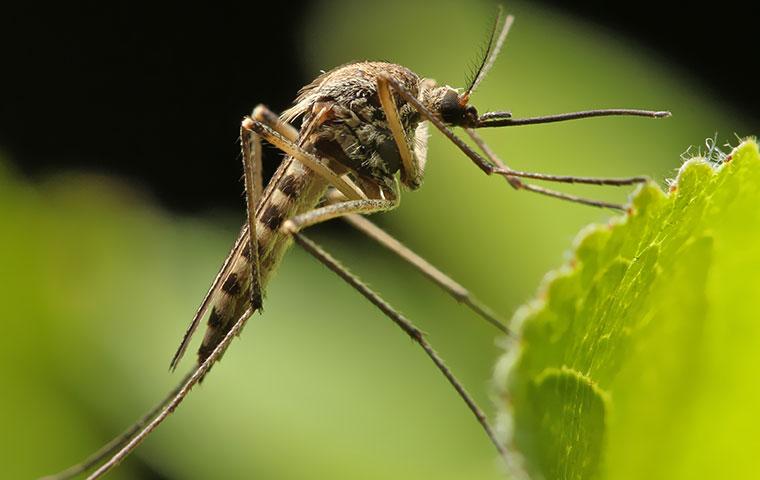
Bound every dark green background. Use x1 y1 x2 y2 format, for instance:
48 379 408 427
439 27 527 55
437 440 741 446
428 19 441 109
1 0 751 478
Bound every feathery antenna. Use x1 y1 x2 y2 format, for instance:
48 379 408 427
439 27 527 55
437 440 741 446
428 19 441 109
463 7 514 102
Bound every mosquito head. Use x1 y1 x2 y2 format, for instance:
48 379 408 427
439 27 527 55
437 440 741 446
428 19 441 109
420 9 513 128
421 84 480 128
439 87 479 127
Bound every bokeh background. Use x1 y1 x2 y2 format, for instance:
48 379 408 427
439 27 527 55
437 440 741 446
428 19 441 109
1 0 755 479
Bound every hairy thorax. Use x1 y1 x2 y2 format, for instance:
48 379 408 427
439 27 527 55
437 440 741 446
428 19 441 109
281 62 427 190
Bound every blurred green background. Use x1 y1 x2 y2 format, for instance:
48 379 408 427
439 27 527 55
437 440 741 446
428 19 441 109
1 0 752 479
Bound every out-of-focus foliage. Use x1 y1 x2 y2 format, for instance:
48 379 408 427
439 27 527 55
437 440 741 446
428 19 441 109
497 141 760 479
1 0 751 479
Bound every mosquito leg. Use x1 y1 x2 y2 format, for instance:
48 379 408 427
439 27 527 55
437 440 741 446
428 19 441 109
241 118 265 309
464 128 630 210
379 73 500 176
49 108 370 478
247 119 365 201
342 213 509 333
169 224 250 369
380 74 641 210
171 109 283 369
242 118 264 202
43 119 270 480
190 116 275 368
321 189 509 333
376 75 424 189
38 372 194 480
279 191 509 464
84 305 255 480
464 128 647 186
386 73 648 186
291 232 509 465
41 305 255 480
516 183 628 209
173 102 352 361
251 104 299 142
282 198 398 235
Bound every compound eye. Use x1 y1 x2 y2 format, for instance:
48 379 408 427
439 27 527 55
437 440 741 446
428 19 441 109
439 89 466 125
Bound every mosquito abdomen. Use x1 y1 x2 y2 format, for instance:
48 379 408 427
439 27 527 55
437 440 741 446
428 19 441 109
197 159 328 366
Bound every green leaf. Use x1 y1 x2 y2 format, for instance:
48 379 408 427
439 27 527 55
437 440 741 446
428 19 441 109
496 140 760 480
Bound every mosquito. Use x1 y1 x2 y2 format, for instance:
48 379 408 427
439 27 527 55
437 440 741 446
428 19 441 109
43 10 669 480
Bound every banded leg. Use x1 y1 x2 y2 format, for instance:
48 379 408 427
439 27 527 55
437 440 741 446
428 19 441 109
378 73 648 210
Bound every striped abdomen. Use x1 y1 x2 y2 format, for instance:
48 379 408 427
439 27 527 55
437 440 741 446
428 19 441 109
197 158 328 364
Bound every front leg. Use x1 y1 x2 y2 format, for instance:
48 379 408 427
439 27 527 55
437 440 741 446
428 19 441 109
381 74 646 211
376 75 426 190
